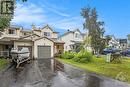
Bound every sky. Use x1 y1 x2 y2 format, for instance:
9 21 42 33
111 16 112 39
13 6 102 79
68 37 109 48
11 0 130 38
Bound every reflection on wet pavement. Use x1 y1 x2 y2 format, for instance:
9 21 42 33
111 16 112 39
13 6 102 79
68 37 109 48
0 58 130 87
37 58 130 87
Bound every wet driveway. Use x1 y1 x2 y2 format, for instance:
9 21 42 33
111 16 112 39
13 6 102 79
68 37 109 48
0 58 130 87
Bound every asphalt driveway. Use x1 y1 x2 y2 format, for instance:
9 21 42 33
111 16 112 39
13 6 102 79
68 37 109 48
0 58 130 87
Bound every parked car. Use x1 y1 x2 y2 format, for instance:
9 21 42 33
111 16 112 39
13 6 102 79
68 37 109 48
102 48 120 55
121 49 130 57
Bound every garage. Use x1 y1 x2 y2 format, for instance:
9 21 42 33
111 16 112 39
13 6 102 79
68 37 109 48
34 37 54 58
38 46 51 58
13 35 54 59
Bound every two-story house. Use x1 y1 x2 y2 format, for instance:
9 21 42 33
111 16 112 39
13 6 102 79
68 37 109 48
59 29 87 52
32 24 64 56
0 24 64 58
107 35 120 49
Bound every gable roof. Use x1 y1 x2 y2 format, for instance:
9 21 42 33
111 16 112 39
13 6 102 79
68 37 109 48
43 24 59 33
73 29 82 34
42 24 53 31
20 33 40 39
34 36 54 42
51 38 65 44
59 29 84 38
33 24 59 33
13 33 41 42
59 30 74 38
0 37 18 41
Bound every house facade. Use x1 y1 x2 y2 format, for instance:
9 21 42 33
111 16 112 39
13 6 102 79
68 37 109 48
108 35 120 49
59 29 88 52
0 25 64 59
119 39 128 50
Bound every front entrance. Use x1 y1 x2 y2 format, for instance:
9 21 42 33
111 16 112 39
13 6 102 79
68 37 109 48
0 44 13 58
38 46 51 59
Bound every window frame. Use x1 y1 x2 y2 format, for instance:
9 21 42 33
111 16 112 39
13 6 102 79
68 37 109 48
75 33 81 38
43 32 51 37
8 29 15 35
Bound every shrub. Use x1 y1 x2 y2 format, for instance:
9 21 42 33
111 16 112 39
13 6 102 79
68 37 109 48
73 51 93 63
60 51 75 59
73 52 82 62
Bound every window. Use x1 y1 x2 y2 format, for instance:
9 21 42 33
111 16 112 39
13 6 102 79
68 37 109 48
57 45 59 49
75 33 81 38
23 32 29 36
5 45 9 50
5 45 13 50
44 32 50 37
8 29 15 34
24 33 27 36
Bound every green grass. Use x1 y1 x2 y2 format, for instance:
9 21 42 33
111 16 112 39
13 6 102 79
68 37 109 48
0 59 8 70
58 57 130 83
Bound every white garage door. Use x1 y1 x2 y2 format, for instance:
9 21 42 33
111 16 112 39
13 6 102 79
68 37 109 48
38 46 51 58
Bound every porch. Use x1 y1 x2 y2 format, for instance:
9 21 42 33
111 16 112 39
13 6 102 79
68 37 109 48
54 42 64 56
0 41 13 58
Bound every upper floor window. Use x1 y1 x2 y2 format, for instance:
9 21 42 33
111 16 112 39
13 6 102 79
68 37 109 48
44 32 50 37
8 29 15 34
23 32 27 36
75 33 81 38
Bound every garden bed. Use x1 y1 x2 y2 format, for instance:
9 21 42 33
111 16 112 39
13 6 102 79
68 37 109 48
0 59 8 70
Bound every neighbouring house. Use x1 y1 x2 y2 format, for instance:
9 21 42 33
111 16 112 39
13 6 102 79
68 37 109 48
59 29 91 52
0 24 64 59
119 39 128 50
107 35 120 49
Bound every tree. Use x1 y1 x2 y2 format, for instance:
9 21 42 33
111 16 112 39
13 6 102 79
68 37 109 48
105 35 112 45
127 34 130 47
81 7 105 54
83 35 91 51
84 36 91 46
127 34 130 41
21 0 27 2
0 17 11 31
0 0 27 31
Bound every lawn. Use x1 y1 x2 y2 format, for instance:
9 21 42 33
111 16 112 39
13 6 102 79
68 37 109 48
0 59 8 70
58 57 130 83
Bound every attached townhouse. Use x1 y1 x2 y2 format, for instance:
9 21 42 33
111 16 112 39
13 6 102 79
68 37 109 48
0 24 64 59
59 29 90 52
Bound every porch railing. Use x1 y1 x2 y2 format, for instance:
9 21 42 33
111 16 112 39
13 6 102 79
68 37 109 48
0 51 9 58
